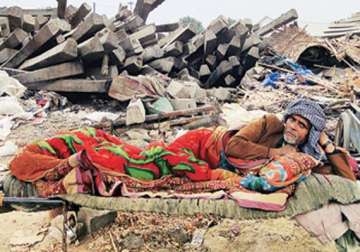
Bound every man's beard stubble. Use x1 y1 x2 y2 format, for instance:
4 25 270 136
284 130 299 146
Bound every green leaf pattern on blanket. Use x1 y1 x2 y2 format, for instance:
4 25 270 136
126 166 155 181
36 140 57 155
55 135 84 154
79 127 97 137
140 146 174 159
181 148 206 165
172 163 195 173
155 159 171 176
103 145 173 165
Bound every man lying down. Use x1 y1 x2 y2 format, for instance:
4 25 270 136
5 99 357 211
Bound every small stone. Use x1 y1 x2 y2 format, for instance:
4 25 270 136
122 233 144 249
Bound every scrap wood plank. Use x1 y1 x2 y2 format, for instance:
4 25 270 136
113 105 216 127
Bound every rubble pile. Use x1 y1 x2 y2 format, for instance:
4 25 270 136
0 2 299 93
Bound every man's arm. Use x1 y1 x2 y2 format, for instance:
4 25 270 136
225 114 282 160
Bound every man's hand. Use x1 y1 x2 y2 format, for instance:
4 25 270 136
319 131 330 147
319 131 336 154
269 145 297 158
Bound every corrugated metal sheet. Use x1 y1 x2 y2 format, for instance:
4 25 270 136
320 12 360 38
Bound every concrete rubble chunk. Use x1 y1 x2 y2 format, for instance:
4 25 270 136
199 64 211 82
110 47 126 65
142 44 163 63
170 98 197 110
14 61 84 84
0 48 18 64
6 6 23 32
126 98 146 125
148 57 175 73
35 15 49 30
19 38 78 70
207 15 229 36
129 24 157 47
0 28 27 50
124 55 143 74
69 3 92 28
241 34 261 53
56 0 67 19
224 74 236 86
25 79 107 92
119 37 144 56
64 5 77 21
164 41 183 57
78 36 104 63
3 19 63 68
97 28 120 53
255 9 298 36
0 17 10 37
216 43 229 61
206 60 232 88
77 207 117 235
71 13 106 43
166 80 203 99
160 25 197 48
22 14 36 33
204 29 218 55
156 22 179 33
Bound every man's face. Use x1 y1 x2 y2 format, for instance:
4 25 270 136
284 114 310 146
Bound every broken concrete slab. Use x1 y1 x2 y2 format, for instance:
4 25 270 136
126 98 146 125
14 61 84 84
19 38 78 70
